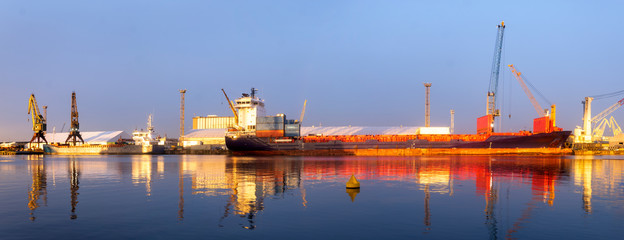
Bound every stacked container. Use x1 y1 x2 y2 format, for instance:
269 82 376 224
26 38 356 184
256 115 285 137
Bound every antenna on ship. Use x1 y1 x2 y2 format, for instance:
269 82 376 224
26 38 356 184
251 88 257 99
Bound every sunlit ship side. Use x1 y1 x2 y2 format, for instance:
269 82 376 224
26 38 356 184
223 89 572 156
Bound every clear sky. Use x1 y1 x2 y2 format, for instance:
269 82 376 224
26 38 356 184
1 0 623 141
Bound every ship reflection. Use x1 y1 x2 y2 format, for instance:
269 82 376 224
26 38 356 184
19 155 624 232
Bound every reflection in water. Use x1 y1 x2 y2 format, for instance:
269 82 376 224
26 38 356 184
574 159 593 213
11 155 624 237
346 188 359 202
27 156 47 221
178 158 184 221
69 158 80 220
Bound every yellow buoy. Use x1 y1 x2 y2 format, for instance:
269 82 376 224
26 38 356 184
346 174 360 189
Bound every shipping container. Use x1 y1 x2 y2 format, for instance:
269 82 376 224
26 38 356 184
256 130 284 138
257 122 284 130
193 116 235 129
533 116 551 134
284 123 300 137
257 115 285 124
477 115 493 134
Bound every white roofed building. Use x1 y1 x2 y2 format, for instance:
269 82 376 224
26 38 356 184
46 131 130 145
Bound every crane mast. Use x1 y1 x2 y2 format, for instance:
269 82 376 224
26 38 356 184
65 91 84 145
27 94 48 146
478 21 505 134
486 21 506 119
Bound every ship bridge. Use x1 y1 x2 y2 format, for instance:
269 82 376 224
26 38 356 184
234 88 266 131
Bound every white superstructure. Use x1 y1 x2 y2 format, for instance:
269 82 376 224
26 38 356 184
234 88 266 131
133 114 159 146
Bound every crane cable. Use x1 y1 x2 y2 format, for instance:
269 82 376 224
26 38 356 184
514 69 552 106
589 89 624 100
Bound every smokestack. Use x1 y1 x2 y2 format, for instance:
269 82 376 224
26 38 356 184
424 83 432 127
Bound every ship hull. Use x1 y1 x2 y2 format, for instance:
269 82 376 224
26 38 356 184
44 144 165 155
225 131 572 156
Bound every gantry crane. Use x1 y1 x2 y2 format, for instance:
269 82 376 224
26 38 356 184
478 21 506 134
27 94 48 146
508 65 559 133
65 91 84 145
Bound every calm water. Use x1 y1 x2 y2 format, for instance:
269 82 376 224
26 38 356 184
0 155 623 239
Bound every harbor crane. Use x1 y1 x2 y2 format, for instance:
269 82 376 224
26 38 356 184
508 64 559 133
580 97 624 142
478 21 506 134
27 94 48 146
65 91 84 145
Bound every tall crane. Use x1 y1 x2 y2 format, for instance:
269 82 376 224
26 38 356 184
27 94 48 145
478 21 505 134
65 91 84 145
486 22 506 119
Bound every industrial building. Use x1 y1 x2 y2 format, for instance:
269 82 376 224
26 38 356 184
181 115 234 147
45 131 130 145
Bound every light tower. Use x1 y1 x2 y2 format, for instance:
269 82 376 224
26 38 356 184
582 97 593 143
450 109 455 134
424 83 432 127
179 89 187 143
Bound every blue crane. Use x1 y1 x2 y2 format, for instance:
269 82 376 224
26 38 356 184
479 21 506 134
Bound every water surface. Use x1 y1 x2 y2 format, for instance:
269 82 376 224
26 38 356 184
0 155 623 239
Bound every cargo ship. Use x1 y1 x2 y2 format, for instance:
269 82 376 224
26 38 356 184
224 22 575 156
223 89 572 156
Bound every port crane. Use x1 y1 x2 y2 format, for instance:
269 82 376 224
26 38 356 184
65 91 84 145
507 64 559 133
221 89 241 130
588 97 624 141
578 95 624 143
478 21 506 134
27 94 48 146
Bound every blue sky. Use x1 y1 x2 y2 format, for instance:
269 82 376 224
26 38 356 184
1 0 623 141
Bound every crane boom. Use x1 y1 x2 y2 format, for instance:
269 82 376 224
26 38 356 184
299 99 307 123
221 89 239 126
485 21 506 118
508 65 546 117
591 97 624 124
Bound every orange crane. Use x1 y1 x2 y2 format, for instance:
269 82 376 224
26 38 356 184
27 94 48 145
507 65 559 133
508 65 548 117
